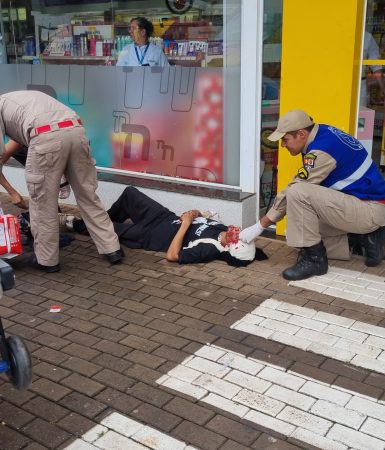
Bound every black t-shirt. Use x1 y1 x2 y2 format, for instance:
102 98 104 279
178 241 221 264
178 217 228 264
145 215 227 264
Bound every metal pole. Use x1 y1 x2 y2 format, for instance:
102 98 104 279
0 0 7 64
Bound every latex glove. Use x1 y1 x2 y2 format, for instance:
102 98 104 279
239 221 265 243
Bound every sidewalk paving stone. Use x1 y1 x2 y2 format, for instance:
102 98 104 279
0 194 384 449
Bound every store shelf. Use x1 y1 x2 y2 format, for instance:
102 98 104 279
41 55 116 65
167 53 210 67
168 55 199 61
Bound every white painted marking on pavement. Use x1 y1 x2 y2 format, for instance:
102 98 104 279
157 342 385 449
64 412 198 450
65 266 385 450
232 299 385 375
289 267 385 309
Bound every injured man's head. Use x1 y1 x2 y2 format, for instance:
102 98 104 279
226 240 256 261
218 225 267 267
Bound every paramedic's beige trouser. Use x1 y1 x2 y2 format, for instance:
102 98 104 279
26 127 120 266
285 183 385 260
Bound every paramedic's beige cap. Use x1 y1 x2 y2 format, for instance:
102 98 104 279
268 109 314 141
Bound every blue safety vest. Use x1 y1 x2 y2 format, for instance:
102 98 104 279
306 124 385 201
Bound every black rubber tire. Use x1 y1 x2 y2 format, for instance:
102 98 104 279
6 336 32 390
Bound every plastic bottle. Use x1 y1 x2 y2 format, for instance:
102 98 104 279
72 35 78 56
95 39 103 57
89 34 96 56
125 35 133 46
79 34 83 56
83 34 88 56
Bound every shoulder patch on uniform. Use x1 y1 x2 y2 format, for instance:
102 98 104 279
298 167 308 179
303 152 317 170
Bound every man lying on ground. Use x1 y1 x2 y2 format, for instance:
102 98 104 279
63 186 268 266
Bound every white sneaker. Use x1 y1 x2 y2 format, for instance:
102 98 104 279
58 213 77 231
59 176 71 199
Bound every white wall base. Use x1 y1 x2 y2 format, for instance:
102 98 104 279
2 166 257 227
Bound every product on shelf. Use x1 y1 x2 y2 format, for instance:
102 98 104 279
39 10 222 67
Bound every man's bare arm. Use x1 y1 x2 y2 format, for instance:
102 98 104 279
0 172 27 208
3 140 23 165
166 212 195 262
0 140 27 208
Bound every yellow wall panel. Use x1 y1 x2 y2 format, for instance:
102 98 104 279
276 0 365 235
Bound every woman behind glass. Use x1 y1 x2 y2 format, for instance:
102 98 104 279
116 17 169 67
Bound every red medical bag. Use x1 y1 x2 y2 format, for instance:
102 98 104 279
0 214 22 257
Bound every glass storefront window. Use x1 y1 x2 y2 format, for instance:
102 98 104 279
0 0 242 187
360 0 385 172
1 2 33 63
260 0 282 214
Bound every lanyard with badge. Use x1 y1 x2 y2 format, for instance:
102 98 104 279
135 44 150 65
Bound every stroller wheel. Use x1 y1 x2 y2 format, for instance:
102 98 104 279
6 336 32 390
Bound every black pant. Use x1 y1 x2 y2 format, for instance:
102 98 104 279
13 147 28 166
74 186 176 249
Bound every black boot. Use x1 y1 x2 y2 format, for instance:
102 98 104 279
362 226 385 267
105 248 125 264
348 233 365 256
282 242 328 281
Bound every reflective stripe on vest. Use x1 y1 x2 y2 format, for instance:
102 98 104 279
329 152 373 191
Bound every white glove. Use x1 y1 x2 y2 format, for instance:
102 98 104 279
239 221 265 243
